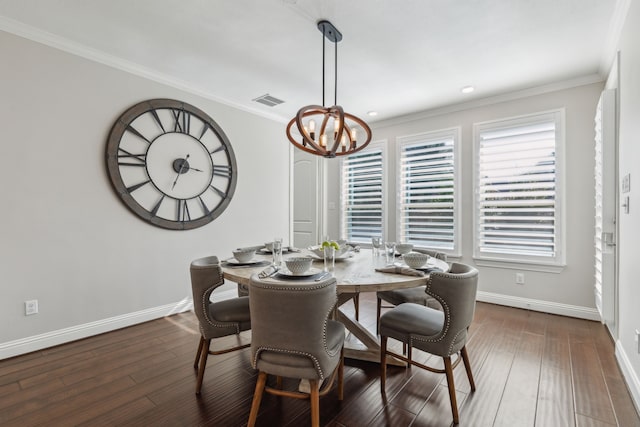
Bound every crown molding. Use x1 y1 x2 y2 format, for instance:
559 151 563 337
370 73 604 129
0 16 287 124
600 0 632 75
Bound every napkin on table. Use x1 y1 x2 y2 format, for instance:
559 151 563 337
375 265 425 277
258 265 279 278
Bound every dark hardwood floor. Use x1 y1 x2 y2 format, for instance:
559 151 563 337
1 293 638 426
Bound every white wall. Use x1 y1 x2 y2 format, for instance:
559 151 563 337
0 31 289 357
613 0 640 410
327 82 604 318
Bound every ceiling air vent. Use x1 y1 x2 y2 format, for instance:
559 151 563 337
252 94 285 107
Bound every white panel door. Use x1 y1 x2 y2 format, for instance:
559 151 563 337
293 150 320 248
594 88 618 337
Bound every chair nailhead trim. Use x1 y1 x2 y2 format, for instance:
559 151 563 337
201 287 241 334
409 270 474 356
253 347 326 380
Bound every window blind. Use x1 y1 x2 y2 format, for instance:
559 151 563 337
398 134 456 250
477 118 557 258
341 148 383 243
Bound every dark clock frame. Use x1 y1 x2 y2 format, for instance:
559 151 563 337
105 98 237 230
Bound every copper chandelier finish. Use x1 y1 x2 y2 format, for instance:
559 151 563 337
286 20 372 158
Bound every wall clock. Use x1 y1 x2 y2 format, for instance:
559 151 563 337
106 99 237 230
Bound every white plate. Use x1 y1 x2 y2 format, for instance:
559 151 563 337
276 267 324 278
224 258 264 266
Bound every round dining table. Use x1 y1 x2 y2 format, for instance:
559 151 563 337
221 247 449 366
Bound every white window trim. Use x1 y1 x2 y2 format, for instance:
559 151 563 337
339 140 388 244
395 127 461 257
472 109 566 272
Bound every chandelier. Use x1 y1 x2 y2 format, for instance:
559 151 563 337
286 20 372 158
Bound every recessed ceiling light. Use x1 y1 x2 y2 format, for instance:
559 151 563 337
367 111 378 116
461 86 475 94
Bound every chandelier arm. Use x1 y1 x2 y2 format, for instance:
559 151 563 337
328 106 345 155
287 117 328 156
293 107 328 154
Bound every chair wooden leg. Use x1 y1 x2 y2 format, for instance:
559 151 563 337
194 336 204 369
195 339 210 395
309 379 320 427
407 344 412 367
376 297 382 335
338 347 344 400
460 346 476 392
248 371 267 427
380 335 387 392
443 356 459 424
276 376 283 389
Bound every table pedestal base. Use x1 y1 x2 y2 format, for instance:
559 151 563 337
336 294 404 367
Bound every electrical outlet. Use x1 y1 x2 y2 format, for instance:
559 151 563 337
25 300 38 316
515 273 525 285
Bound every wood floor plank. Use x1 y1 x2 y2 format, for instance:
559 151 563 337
576 413 617 427
367 402 416 427
1 298 637 426
535 366 576 427
457 350 515 426
493 332 544 427
387 366 442 416
571 341 618 424
411 384 467 427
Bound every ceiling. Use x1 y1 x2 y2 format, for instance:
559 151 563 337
0 0 623 123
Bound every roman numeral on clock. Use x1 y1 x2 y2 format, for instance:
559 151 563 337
117 148 146 167
213 165 232 178
177 199 191 222
172 109 191 134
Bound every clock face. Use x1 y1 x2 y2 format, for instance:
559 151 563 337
106 99 237 230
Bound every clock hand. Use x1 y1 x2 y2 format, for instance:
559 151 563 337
188 167 204 172
171 154 190 190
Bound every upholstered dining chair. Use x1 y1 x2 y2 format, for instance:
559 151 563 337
247 274 345 427
375 249 447 335
379 262 479 425
190 255 251 395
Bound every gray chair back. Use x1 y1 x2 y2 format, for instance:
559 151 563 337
422 262 478 356
414 248 448 262
249 275 342 380
190 255 250 339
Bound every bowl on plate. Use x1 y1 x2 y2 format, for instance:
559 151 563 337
403 252 429 269
232 248 256 263
264 242 274 252
395 243 414 255
285 257 313 275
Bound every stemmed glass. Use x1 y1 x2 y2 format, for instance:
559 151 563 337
371 237 381 256
272 237 283 266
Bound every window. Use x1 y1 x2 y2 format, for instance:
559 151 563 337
340 145 384 243
397 129 460 253
473 110 564 268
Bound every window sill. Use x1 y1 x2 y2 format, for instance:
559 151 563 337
473 257 566 273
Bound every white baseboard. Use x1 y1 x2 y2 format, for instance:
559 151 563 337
1 289 597 360
615 340 640 414
0 288 241 361
0 299 193 360
477 291 601 321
